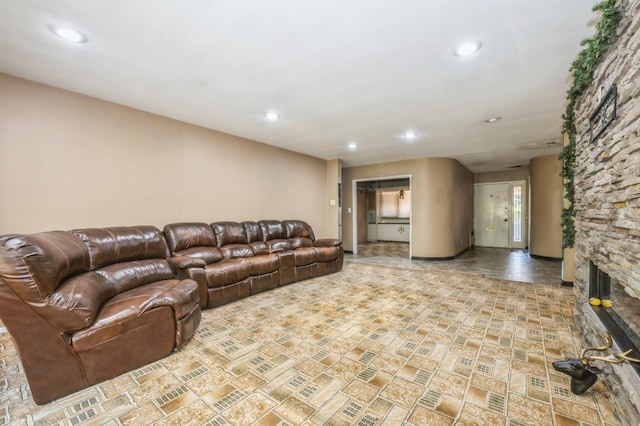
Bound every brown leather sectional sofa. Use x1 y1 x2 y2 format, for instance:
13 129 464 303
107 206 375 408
0 220 343 404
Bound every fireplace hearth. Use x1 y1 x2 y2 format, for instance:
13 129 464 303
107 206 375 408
588 262 640 377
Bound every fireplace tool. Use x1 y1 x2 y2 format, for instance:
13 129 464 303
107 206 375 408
552 333 640 394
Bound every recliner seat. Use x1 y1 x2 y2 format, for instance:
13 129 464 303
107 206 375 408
0 226 201 404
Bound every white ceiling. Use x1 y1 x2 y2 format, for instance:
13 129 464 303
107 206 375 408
0 1 599 172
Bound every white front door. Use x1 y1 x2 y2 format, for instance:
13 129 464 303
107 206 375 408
474 183 510 248
474 181 526 249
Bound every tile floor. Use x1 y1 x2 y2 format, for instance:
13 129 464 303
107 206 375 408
349 243 563 286
1 248 622 426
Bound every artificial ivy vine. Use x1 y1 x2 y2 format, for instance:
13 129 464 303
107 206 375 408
559 0 622 248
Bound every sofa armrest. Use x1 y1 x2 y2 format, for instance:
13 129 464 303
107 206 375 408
168 256 207 269
314 239 343 247
139 279 199 318
139 279 201 349
167 257 207 309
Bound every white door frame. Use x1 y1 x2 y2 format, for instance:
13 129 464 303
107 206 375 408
352 175 412 256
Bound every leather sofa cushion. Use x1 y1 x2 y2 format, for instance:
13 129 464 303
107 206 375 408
45 259 176 332
173 247 223 265
315 246 341 262
314 239 343 247
211 222 248 247
164 222 216 253
289 237 314 249
46 271 115 332
246 253 280 275
220 244 254 259
0 231 90 300
242 221 263 243
292 247 318 266
204 259 251 287
284 220 316 240
96 260 175 294
259 220 287 240
71 279 198 352
138 278 200 321
266 239 290 251
249 241 269 252
71 226 168 270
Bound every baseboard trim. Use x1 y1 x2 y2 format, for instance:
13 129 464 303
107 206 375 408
530 254 563 262
412 247 469 261
412 256 455 261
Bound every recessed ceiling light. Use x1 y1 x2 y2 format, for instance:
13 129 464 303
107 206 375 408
265 111 280 121
49 25 87 44
403 131 418 140
454 41 482 57
348 142 357 150
484 116 501 123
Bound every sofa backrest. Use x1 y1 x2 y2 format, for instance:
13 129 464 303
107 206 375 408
69 226 176 296
258 220 291 251
283 220 316 248
258 220 287 240
211 221 255 258
71 226 168 270
0 231 108 333
242 221 268 252
0 231 90 301
163 222 223 264
241 221 263 243
211 221 248 247
164 222 216 252
283 220 316 240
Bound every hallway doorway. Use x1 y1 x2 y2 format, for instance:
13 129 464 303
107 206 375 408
352 176 411 258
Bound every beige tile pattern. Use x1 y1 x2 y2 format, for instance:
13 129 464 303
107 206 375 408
350 243 563 286
0 261 622 425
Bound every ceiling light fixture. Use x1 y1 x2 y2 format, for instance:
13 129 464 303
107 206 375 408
484 116 501 123
454 41 482 57
265 111 280 121
348 142 357 150
49 25 87 44
403 131 418 140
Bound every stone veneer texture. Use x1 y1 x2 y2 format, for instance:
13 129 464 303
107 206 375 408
573 0 640 424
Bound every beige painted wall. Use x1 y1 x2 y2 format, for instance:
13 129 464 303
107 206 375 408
0 74 329 235
474 168 530 184
529 154 563 258
342 158 473 258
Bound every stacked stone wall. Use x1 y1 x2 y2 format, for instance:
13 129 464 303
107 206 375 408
573 1 640 424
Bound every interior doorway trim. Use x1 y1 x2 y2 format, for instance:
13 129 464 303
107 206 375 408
352 174 412 257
